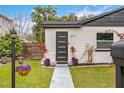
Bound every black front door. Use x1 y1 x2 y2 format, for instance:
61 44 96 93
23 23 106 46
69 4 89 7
56 32 68 63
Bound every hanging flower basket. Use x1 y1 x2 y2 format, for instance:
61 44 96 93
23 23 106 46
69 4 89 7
16 64 31 76
72 57 78 65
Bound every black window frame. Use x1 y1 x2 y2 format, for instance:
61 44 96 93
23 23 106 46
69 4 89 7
96 33 113 49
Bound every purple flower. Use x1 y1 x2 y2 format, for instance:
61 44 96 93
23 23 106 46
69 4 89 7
71 57 78 65
16 64 31 72
44 58 50 66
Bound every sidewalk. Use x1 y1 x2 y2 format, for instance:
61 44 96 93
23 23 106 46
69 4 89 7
49 64 74 88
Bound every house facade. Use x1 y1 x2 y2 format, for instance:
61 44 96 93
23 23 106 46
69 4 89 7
0 14 14 36
42 7 124 65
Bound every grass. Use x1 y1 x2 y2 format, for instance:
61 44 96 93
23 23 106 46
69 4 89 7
0 60 115 88
69 65 115 88
0 60 54 88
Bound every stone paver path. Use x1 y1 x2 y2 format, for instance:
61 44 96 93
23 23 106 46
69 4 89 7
50 64 74 88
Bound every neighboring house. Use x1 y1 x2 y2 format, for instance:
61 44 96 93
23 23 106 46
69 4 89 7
42 6 124 65
0 14 14 36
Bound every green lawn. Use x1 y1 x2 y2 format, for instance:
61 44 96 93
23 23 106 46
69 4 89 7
69 65 115 88
0 60 54 88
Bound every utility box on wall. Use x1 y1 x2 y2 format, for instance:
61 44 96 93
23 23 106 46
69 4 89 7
111 41 124 88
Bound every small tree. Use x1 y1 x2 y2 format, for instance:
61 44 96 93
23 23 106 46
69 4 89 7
70 46 78 65
85 44 95 63
70 46 76 57
12 13 33 42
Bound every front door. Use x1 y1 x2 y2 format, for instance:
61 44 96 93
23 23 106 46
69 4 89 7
56 32 68 64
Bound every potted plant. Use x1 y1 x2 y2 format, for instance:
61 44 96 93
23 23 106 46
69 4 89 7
38 43 51 66
16 64 31 76
70 46 78 65
71 57 78 65
44 58 50 66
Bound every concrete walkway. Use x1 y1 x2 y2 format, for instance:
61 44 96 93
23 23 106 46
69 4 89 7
50 64 74 88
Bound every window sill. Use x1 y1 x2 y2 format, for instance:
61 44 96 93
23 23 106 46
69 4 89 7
95 48 111 52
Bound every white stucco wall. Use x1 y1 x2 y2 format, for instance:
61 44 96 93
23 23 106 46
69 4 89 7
45 28 79 65
45 27 124 65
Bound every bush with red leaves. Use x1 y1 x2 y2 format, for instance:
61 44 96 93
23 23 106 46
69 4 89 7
38 43 47 54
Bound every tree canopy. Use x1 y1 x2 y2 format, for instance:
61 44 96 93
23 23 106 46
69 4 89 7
32 6 57 43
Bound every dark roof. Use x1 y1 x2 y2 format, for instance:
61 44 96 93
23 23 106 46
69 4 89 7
42 6 124 28
42 21 81 24
80 6 124 25
42 21 82 28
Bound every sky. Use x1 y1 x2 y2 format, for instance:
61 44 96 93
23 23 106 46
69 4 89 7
0 5 122 34
0 5 122 19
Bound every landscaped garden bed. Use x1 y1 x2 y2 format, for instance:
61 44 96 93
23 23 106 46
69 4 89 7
0 60 54 88
69 65 115 88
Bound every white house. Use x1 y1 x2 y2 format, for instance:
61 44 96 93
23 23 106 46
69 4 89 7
42 6 124 65
0 14 14 36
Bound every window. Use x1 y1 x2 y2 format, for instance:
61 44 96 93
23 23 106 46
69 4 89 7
97 33 113 49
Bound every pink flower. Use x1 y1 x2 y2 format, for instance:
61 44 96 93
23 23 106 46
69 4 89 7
116 32 124 40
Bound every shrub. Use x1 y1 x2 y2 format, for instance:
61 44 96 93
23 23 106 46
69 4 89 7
0 33 23 57
38 43 47 56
